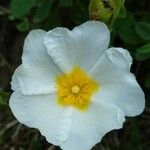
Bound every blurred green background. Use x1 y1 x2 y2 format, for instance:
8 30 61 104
0 0 150 150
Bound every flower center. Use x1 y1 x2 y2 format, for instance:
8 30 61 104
71 85 80 94
56 67 99 111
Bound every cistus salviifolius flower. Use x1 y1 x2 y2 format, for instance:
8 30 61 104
9 21 145 150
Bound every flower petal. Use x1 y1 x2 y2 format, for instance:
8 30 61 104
89 47 133 83
44 21 110 72
90 48 145 116
60 101 125 150
11 29 61 95
9 92 73 146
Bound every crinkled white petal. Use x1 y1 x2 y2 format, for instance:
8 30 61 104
9 92 73 146
11 29 61 95
44 21 110 72
89 47 133 81
90 48 145 116
60 101 125 150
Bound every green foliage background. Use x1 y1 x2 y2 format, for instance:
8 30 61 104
0 0 150 149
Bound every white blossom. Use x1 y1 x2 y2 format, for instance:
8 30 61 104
9 21 145 150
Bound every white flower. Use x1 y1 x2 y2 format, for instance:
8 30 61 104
9 21 145 150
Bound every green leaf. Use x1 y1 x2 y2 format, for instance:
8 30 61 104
17 21 30 32
0 96 7 106
110 0 126 26
33 0 54 23
115 11 135 29
70 1 88 24
44 11 61 29
35 0 45 6
118 4 126 18
59 0 73 7
10 0 36 18
135 43 150 60
135 22 150 40
117 27 139 44
0 91 9 107
144 72 150 88
115 11 140 44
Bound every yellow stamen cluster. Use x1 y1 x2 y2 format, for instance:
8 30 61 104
56 67 99 111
